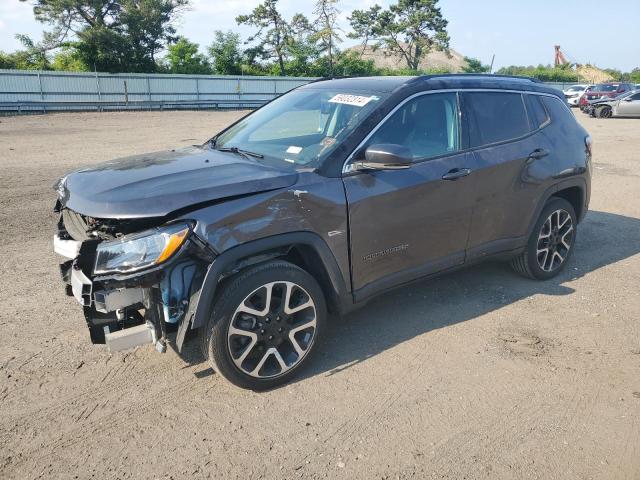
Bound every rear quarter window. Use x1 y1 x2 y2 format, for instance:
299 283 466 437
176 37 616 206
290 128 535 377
462 92 530 147
541 95 575 125
524 94 550 130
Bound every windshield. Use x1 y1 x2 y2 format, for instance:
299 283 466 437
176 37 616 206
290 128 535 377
593 84 619 92
566 86 583 92
213 88 387 168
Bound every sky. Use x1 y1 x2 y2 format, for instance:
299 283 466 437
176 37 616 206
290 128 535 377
1 0 638 72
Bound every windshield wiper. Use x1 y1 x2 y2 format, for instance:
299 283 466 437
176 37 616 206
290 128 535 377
215 146 264 159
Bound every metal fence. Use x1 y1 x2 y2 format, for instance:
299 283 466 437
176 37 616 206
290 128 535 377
0 69 317 113
0 69 576 114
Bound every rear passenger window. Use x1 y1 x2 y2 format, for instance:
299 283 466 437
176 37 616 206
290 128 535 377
524 94 549 130
462 92 530 147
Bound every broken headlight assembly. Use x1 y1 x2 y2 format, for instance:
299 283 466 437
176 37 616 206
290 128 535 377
93 223 191 275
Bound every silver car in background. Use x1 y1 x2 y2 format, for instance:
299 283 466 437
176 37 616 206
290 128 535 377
590 90 640 118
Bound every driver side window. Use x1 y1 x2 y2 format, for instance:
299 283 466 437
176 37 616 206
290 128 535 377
366 92 460 161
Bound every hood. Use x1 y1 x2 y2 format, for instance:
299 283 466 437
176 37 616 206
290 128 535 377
591 98 614 105
55 145 298 219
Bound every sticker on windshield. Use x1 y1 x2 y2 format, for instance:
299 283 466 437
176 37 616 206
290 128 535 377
286 146 303 154
328 94 374 107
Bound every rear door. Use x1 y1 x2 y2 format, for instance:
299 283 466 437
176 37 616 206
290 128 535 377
616 92 640 116
460 91 551 259
343 92 476 297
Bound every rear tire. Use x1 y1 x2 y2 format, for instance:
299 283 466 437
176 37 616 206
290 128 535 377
200 260 326 390
511 197 577 280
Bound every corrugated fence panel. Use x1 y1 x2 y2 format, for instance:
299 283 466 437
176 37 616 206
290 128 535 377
0 69 574 113
0 70 319 111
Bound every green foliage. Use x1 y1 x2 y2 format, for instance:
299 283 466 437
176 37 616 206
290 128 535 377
0 35 51 70
462 57 490 74
329 51 377 76
349 0 449 71
207 31 243 75
236 0 293 76
601 68 624 81
20 0 188 73
51 46 90 71
309 0 342 75
496 65 580 82
164 37 210 74
347 4 382 57
5 0 636 82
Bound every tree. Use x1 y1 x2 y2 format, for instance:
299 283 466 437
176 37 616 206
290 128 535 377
496 65 579 82
236 0 292 76
462 57 490 73
207 31 243 75
349 0 450 71
52 46 90 71
310 0 342 75
165 37 210 74
20 0 188 72
347 5 381 58
0 35 51 70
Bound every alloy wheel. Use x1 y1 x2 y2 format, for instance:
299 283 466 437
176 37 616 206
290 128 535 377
536 209 574 272
227 281 317 378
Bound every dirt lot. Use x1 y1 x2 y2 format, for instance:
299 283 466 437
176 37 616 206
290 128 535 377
1 110 639 480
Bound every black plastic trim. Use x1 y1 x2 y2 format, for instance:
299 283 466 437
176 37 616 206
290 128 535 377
191 232 351 329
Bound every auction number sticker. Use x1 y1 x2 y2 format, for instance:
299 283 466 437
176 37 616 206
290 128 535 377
328 94 374 107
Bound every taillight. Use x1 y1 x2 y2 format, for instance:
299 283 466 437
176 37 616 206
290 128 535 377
585 135 592 157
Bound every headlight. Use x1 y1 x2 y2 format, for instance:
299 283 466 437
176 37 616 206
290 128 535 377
94 223 190 275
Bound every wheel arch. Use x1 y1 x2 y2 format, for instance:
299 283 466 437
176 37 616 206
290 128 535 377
554 185 585 221
526 178 587 239
190 232 351 330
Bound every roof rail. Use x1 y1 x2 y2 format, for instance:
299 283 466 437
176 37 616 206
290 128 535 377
410 73 543 84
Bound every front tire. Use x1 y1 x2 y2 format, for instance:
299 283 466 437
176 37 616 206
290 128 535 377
511 198 577 280
201 261 326 390
597 106 612 118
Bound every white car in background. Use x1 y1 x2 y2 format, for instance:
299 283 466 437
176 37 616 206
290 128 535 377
563 84 593 107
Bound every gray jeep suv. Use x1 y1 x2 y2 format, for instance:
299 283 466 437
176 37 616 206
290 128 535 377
54 75 592 390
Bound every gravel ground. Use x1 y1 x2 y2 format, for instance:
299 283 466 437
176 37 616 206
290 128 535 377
0 110 639 480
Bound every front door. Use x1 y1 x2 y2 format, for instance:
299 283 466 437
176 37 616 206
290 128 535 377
342 92 476 298
616 92 640 117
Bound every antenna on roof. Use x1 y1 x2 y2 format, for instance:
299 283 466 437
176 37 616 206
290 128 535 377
489 54 495 74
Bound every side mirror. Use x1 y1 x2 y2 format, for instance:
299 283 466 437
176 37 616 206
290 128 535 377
623 97 633 102
353 144 412 171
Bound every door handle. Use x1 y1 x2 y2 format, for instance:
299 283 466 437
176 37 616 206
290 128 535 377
528 148 550 160
442 168 472 180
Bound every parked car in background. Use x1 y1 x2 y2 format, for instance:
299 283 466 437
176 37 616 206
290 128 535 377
563 84 593 107
582 89 634 115
584 82 634 102
52 75 592 390
579 86 594 111
579 83 634 112
590 90 640 118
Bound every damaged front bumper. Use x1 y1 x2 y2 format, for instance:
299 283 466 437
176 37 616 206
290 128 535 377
54 215 214 354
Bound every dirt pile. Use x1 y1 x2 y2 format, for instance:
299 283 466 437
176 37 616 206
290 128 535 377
347 44 468 72
576 65 614 83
